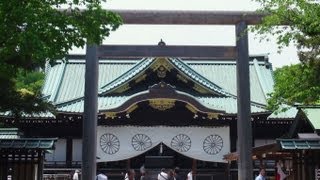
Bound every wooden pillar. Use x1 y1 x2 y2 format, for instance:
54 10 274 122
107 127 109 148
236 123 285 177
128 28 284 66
37 151 44 180
17 152 21 180
192 159 197 174
82 44 99 180
30 151 34 180
12 150 15 180
230 119 237 152
126 159 131 170
24 152 27 180
236 20 252 180
66 138 73 167
225 162 231 180
4 153 8 180
0 151 6 180
292 153 298 180
301 151 305 180
306 151 311 180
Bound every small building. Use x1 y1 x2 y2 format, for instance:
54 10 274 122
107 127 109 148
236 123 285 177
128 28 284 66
0 128 57 180
225 106 320 180
1 55 297 179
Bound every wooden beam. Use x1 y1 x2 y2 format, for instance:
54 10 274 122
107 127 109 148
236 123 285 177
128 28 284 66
98 45 236 59
112 10 264 25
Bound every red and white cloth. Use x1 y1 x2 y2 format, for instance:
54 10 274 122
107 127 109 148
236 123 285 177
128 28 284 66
275 162 287 180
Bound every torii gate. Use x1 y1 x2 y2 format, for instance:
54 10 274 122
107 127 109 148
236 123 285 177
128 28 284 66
82 10 264 180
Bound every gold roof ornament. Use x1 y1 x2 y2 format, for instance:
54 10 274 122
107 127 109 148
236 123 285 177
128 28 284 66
149 98 175 111
126 104 138 114
207 113 220 120
185 104 197 114
104 112 117 119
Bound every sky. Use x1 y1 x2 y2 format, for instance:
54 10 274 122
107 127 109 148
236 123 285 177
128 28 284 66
71 0 300 68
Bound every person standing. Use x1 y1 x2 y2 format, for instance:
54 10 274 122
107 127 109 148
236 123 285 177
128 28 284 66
255 167 266 180
187 170 193 180
167 169 175 180
72 169 80 180
140 164 146 180
276 161 287 180
125 169 136 180
97 171 108 180
158 168 168 180
173 167 184 180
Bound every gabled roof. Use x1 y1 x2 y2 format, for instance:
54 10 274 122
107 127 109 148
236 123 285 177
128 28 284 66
98 57 231 97
41 55 285 116
99 58 154 94
300 106 320 131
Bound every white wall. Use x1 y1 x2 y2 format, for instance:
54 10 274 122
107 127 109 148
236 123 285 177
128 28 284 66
72 139 82 161
45 139 66 161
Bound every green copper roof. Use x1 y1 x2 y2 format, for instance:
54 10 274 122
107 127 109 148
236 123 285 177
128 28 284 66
0 128 19 139
99 58 154 94
197 97 266 114
278 139 320 150
56 95 267 114
186 59 272 104
301 107 320 130
42 56 296 119
170 58 232 97
268 106 298 120
0 138 57 149
97 57 232 97
43 59 137 103
44 57 270 104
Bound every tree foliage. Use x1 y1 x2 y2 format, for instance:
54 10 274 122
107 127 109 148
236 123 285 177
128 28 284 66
0 0 122 116
254 0 320 110
267 63 320 111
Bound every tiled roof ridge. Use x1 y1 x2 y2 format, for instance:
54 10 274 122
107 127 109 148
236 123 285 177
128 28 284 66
55 58 154 106
169 58 235 97
98 57 154 95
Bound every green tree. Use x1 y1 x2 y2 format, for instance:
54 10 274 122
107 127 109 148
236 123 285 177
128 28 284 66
0 0 122 116
254 0 320 110
267 63 320 111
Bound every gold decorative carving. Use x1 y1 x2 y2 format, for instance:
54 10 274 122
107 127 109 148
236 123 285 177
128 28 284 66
149 58 174 78
157 66 167 78
207 113 220 120
193 84 210 94
185 104 197 114
114 84 130 93
105 112 117 119
177 74 188 83
135 74 147 83
149 98 175 111
151 57 173 71
126 104 138 114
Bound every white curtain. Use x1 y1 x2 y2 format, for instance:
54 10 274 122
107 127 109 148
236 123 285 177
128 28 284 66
97 126 230 163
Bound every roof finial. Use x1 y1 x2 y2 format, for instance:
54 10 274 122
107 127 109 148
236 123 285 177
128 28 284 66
158 39 166 46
